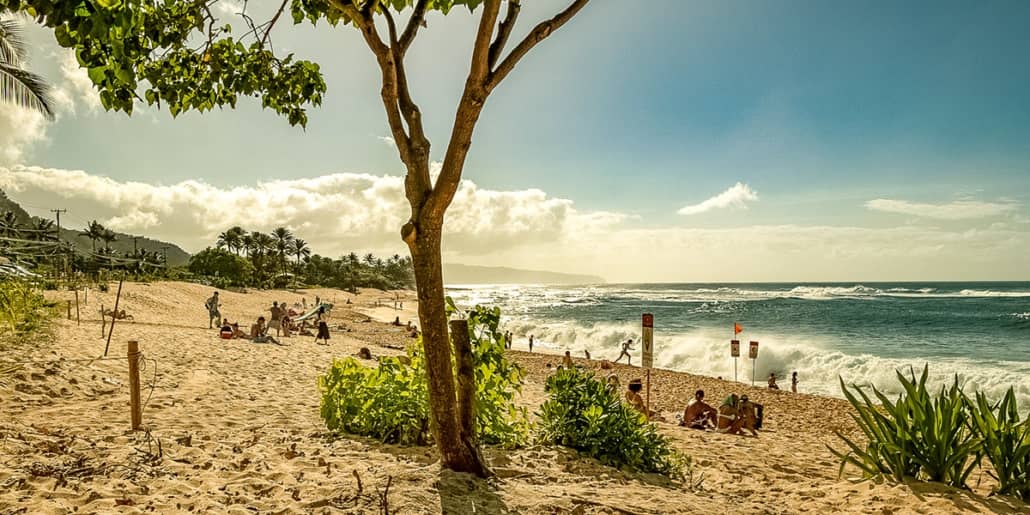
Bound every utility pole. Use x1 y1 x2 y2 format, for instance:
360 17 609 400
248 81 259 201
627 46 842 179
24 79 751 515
133 236 138 255
50 209 67 278
161 246 169 267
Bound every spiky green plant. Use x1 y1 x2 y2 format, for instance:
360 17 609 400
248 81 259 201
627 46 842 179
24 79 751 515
966 389 1030 500
831 365 980 487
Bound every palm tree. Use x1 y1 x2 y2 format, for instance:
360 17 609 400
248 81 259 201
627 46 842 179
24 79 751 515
0 19 54 119
217 226 246 254
291 238 310 269
241 232 256 258
31 218 56 242
100 229 117 252
270 227 294 279
79 220 105 255
0 210 20 238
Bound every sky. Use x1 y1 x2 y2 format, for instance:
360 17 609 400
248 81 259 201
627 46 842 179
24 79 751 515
1 0 1029 282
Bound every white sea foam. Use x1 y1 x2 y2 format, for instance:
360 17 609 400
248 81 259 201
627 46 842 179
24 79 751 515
503 319 1030 409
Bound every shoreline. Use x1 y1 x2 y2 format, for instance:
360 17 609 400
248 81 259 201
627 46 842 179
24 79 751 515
0 281 1024 513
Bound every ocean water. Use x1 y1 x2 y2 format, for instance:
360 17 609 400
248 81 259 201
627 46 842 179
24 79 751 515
445 282 1030 407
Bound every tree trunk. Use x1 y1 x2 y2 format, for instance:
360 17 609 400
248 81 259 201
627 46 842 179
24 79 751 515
407 223 489 476
450 319 485 468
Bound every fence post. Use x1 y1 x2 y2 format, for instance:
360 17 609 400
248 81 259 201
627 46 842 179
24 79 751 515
101 303 106 339
66 300 72 319
74 290 80 325
128 340 142 431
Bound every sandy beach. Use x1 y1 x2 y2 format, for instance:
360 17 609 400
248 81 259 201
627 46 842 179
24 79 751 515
0 281 1025 514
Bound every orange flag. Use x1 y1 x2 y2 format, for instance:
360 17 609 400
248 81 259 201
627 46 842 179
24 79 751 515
734 322 743 335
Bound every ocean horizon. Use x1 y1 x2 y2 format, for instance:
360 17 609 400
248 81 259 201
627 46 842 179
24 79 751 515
447 281 1030 408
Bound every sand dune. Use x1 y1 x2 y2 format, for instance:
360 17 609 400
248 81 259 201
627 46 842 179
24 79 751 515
0 281 1025 514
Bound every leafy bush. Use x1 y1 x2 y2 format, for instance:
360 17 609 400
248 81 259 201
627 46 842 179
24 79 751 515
319 302 528 447
188 247 255 287
967 389 1030 500
319 349 430 445
0 280 54 335
536 367 684 478
832 365 980 487
449 300 529 447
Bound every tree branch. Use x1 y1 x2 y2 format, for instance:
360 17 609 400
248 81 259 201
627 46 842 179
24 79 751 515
399 0 430 54
259 0 290 47
488 0 520 70
487 0 590 90
469 0 502 81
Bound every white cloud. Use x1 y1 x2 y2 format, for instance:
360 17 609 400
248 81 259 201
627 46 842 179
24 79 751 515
51 50 101 115
0 165 622 258
376 135 396 149
1 166 1027 282
677 182 758 215
0 108 49 165
865 199 1017 220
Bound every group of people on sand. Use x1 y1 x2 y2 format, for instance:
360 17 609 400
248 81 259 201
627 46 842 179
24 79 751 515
678 390 762 436
766 371 799 393
391 317 420 338
206 292 331 345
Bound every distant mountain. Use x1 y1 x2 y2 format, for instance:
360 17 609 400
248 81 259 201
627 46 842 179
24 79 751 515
0 190 191 266
444 263 604 285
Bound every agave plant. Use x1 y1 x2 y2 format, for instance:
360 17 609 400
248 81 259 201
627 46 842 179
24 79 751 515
831 365 980 487
966 389 1030 500
0 18 54 119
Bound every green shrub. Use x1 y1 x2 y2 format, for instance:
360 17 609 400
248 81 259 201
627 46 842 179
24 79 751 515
0 280 54 335
536 367 684 478
967 389 1030 500
319 349 430 445
319 302 528 447
832 365 979 487
452 301 529 448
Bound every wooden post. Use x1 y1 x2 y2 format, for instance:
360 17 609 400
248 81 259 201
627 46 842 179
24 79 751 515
74 290 80 325
103 278 124 357
101 303 106 339
127 340 142 431
645 368 651 420
66 300 72 319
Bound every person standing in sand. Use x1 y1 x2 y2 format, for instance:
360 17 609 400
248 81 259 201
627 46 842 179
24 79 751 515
584 349 591 360
205 292 221 329
562 351 574 369
791 371 798 393
615 339 635 365
315 320 330 345
529 334 534 352
269 301 282 337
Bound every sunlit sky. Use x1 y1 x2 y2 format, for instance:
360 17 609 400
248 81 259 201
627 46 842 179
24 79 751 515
1 0 1029 282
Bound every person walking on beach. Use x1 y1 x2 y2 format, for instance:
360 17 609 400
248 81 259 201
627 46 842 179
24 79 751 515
529 334 534 352
315 320 330 345
791 371 798 393
205 292 221 329
615 339 635 365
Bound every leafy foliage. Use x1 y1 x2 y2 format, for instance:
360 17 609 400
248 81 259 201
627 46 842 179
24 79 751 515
831 366 980 487
536 367 684 478
447 299 528 447
319 302 527 447
320 349 431 445
0 279 53 336
187 247 254 288
2 0 326 126
0 18 54 118
967 389 1030 500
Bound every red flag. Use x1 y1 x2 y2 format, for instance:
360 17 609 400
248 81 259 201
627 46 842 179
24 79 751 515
734 322 743 335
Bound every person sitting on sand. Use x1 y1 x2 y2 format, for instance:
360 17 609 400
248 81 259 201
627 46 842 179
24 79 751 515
717 394 760 436
768 372 780 390
615 339 634 365
605 374 620 393
680 389 717 430
625 379 647 414
791 371 799 393
315 320 330 345
562 350 574 369
281 314 292 338
231 322 246 339
250 316 280 344
408 326 419 338
392 316 402 326
219 320 233 339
